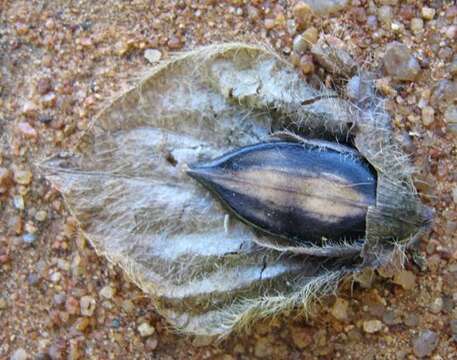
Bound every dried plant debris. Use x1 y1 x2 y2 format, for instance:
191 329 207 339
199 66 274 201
40 43 432 336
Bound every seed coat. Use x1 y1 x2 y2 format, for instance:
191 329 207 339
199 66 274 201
187 141 377 245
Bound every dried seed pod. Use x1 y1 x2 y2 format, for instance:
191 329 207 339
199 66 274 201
40 43 433 337
187 140 376 245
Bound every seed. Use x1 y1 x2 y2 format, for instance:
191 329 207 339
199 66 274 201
187 140 377 245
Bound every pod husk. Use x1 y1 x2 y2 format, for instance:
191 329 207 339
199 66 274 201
40 43 431 336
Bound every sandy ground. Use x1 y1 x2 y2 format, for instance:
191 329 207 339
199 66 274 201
1 1 456 359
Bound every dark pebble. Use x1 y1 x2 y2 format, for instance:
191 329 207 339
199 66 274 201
80 19 92 31
38 114 53 124
28 272 40 286
450 319 457 335
112 318 121 328
442 296 454 314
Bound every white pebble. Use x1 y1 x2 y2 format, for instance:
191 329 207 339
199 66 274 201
138 322 155 337
144 49 162 64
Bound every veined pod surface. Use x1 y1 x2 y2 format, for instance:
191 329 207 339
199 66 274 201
40 43 433 336
187 141 377 245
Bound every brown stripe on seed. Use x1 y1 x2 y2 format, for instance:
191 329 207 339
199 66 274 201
199 168 371 224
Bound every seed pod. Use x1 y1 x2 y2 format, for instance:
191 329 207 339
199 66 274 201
187 140 377 245
40 43 433 337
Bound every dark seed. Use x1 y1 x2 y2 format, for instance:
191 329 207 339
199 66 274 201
187 140 377 245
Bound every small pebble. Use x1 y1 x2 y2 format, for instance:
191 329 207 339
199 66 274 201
438 47 453 62
399 5 415 21
47 340 66 359
56 259 70 271
421 7 436 20
53 293 66 306
429 297 443 314
290 326 312 349
80 296 96 316
293 2 312 26
410 18 424 34
121 299 134 313
145 337 159 351
311 36 357 76
448 57 457 76
444 25 457 40
383 42 421 81
41 92 57 108
65 296 80 315
10 348 28 360
36 77 52 95
447 6 457 18
8 215 23 235
292 34 307 54
13 195 24 210
38 113 53 124
144 49 162 64
421 106 435 126
452 186 457 204
382 310 401 325
391 22 403 32
367 15 378 29
331 297 349 321
0 167 12 191
35 210 48 222
111 318 121 329
353 268 375 288
138 322 155 337
0 297 7 309
441 296 454 314
74 317 91 332
286 19 297 34
444 105 457 134
254 337 273 358
100 285 115 299
167 36 182 50
450 319 457 337
13 169 32 185
49 272 61 283
299 55 315 75
393 270 416 290
351 7 367 23
22 101 37 117
80 19 92 31
16 122 37 139
378 5 393 28
363 319 383 333
264 18 275 30
22 233 37 245
412 330 439 358
404 313 419 327
302 27 318 45
430 80 457 110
